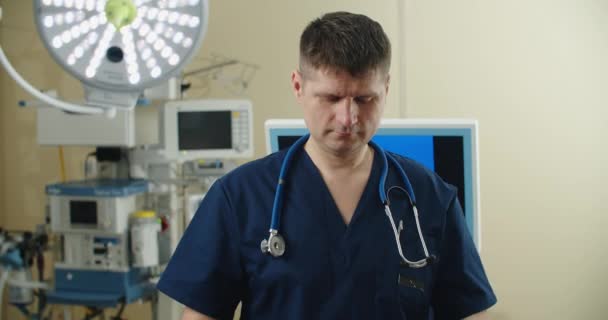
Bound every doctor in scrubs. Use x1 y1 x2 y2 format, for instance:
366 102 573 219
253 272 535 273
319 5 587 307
157 11 496 320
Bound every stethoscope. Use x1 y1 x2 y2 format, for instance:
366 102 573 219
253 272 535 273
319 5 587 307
260 134 437 268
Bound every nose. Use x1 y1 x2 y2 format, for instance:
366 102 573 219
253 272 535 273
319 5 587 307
335 98 358 128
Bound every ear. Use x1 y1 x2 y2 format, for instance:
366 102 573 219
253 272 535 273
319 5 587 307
385 74 391 96
291 70 304 101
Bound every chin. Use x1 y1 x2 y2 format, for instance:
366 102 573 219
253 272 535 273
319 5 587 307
328 139 366 154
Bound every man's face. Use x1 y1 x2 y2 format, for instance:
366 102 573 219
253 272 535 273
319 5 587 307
291 66 390 157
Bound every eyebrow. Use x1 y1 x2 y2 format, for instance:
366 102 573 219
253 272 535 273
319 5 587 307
314 92 378 99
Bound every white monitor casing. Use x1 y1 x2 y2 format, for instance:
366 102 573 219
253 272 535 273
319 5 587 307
161 99 254 161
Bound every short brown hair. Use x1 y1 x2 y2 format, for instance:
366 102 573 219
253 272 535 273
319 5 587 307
299 11 391 77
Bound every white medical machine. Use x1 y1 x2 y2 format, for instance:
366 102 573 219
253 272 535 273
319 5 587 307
45 179 154 307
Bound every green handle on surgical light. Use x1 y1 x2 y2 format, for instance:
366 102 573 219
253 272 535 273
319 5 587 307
105 0 137 30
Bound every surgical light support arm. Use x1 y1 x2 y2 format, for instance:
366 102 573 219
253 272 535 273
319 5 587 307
0 46 114 115
0 5 111 115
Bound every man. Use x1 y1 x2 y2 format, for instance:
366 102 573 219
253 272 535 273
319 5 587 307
157 11 496 319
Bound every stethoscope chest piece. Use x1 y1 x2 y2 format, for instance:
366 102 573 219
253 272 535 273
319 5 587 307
261 231 286 257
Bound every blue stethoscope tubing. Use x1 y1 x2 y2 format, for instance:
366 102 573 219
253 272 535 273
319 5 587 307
260 134 436 268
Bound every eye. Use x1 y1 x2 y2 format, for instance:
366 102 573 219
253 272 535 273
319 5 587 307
324 95 341 103
355 96 373 104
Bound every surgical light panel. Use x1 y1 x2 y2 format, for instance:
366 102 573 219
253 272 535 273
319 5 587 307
33 0 208 109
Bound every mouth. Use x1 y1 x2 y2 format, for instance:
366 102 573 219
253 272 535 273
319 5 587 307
333 131 354 138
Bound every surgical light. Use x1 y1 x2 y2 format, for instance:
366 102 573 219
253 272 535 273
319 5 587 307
0 0 208 115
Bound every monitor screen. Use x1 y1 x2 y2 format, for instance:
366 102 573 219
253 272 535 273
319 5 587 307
69 200 98 225
266 119 481 250
177 111 232 150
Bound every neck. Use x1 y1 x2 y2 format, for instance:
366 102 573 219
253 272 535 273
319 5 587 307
304 139 373 173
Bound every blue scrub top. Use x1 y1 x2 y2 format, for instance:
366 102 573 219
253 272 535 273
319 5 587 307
157 147 497 319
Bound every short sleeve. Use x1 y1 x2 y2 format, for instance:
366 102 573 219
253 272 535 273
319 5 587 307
432 196 497 319
156 179 243 319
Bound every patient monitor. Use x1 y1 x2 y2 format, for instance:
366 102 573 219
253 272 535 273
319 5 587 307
160 99 253 161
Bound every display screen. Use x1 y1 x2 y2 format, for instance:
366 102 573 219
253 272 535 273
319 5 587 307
178 111 232 150
69 200 98 225
277 135 466 214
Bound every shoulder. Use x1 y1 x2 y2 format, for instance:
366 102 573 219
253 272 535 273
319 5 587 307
213 150 288 199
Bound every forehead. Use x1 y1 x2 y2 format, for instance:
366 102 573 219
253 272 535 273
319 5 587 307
302 67 387 95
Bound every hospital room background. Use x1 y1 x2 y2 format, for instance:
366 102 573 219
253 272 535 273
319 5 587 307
0 0 606 319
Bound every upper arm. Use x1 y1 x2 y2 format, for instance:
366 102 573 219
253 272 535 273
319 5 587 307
157 180 244 319
182 307 217 320
432 196 497 318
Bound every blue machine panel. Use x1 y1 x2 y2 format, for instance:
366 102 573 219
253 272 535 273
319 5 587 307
47 269 156 307
46 179 148 197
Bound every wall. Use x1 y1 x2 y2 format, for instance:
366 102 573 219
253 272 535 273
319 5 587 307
403 0 608 318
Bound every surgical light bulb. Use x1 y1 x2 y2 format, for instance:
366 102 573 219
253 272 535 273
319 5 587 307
168 12 178 24
147 8 159 20
85 66 96 78
52 37 62 48
178 14 189 26
44 16 54 28
61 31 72 43
141 48 152 60
188 17 200 28
146 32 158 44
74 46 84 58
129 73 141 84
146 58 157 69
158 10 168 21
153 39 165 51
161 47 172 58
172 32 183 43
128 64 138 74
55 14 64 26
70 26 81 39
151 66 161 78
66 12 75 24
139 24 151 37
86 0 95 11
168 54 179 65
